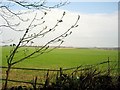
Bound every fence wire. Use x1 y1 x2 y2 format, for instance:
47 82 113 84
0 60 118 88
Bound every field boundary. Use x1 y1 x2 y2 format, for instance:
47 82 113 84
0 59 116 71
0 59 118 86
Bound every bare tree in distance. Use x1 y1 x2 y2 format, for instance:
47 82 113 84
0 0 80 89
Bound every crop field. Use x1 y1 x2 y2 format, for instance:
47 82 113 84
1 46 118 69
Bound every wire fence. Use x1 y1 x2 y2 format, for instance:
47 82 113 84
0 59 118 88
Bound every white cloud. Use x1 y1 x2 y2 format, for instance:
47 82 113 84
0 9 118 47
64 11 118 47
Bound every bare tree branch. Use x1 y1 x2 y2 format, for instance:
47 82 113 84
11 15 80 65
0 6 29 21
22 11 65 44
8 0 69 10
7 13 37 64
0 8 46 31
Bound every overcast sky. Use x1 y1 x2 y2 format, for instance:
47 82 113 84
0 1 118 47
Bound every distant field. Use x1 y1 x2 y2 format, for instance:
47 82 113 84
1 46 118 69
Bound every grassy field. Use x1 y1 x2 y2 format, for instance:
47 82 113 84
1 46 118 69
1 46 118 87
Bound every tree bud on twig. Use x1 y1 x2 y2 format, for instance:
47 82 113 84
63 11 66 16
75 25 79 27
44 12 47 15
78 15 80 20
57 20 63 22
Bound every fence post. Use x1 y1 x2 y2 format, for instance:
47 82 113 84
107 57 110 76
60 67 63 78
44 70 49 88
59 67 63 89
32 76 37 90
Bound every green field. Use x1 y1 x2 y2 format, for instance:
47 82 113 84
1 46 118 69
1 46 118 87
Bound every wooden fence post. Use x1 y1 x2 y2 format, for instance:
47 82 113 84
32 76 37 90
107 57 110 76
59 67 63 88
60 67 63 78
44 70 49 88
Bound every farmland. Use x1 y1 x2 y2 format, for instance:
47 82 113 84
1 46 118 88
1 46 118 69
